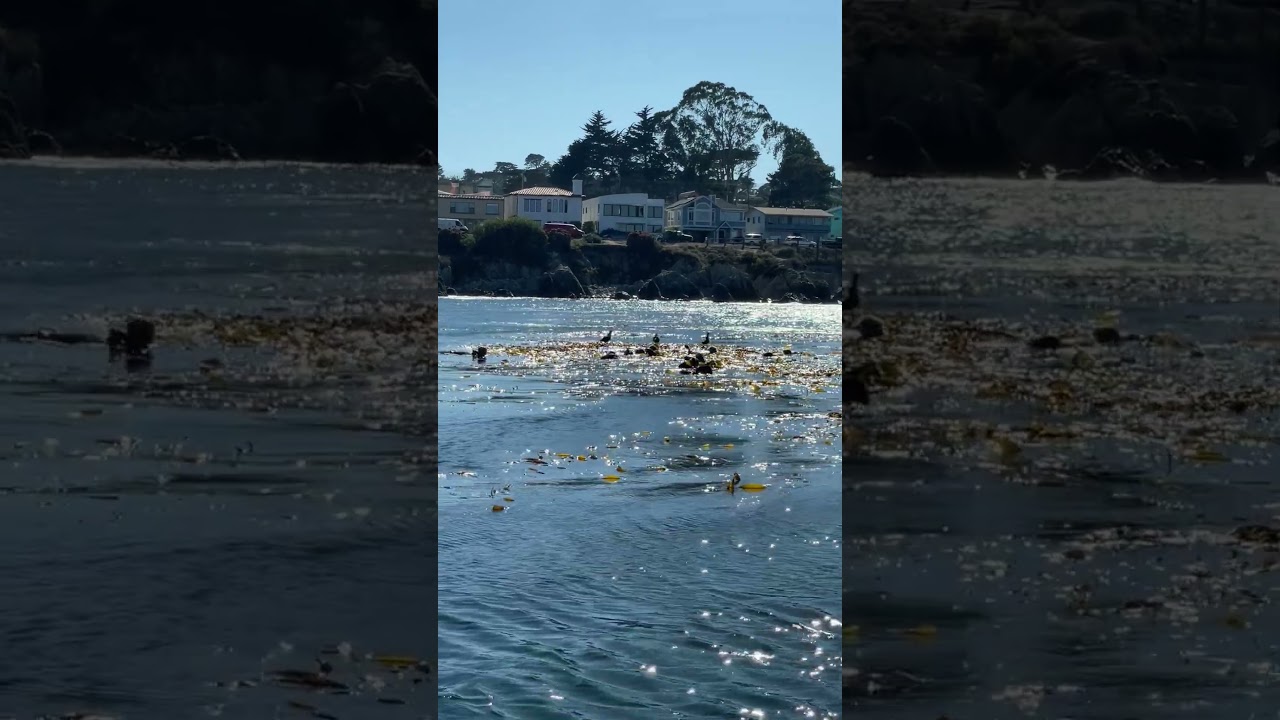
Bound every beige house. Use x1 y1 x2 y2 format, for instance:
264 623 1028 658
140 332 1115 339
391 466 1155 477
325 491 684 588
439 185 506 229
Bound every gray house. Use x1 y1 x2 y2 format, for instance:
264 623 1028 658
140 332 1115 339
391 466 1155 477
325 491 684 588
664 193 748 241
744 207 833 243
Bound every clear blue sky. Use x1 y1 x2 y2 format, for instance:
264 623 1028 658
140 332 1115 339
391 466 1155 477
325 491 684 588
438 0 841 185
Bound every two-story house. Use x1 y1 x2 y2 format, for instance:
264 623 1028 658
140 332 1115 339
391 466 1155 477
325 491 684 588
664 193 748 241
505 178 584 226
439 186 505 229
745 207 833 243
582 193 665 235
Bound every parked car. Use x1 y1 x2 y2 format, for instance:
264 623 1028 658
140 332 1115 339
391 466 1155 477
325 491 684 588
543 222 583 239
439 218 468 232
743 233 765 246
663 230 694 243
599 228 628 240
821 236 842 249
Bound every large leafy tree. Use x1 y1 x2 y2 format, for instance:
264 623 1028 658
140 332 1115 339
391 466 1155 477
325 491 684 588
655 82 780 203
765 128 838 209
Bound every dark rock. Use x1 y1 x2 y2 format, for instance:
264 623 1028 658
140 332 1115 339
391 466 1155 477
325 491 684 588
0 94 29 157
177 135 241 161
868 116 933 177
318 61 433 164
1079 147 1146 180
612 291 632 300
1233 525 1280 544
856 315 885 340
601 351 618 360
1253 129 1280 173
537 266 584 299
26 129 61 155
710 283 733 302
1093 327 1122 344
705 264 755 300
849 377 870 405
649 270 700 300
1193 105 1246 176
1029 335 1063 350
636 278 665 301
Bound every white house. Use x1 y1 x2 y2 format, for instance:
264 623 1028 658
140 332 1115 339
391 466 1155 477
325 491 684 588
504 178 584 225
582 193 665 235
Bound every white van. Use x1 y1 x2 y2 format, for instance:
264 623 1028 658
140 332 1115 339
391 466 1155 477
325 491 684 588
439 218 468 232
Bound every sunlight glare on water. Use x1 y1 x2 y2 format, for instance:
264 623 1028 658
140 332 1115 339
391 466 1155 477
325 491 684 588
439 297 842 719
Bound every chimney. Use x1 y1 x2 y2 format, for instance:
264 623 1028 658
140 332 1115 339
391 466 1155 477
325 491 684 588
572 176 583 196
450 182 458 195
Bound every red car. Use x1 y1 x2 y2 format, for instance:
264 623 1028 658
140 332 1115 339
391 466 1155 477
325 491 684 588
543 222 583 239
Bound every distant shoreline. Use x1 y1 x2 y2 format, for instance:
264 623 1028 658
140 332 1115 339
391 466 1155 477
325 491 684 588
0 153 430 172
843 167 1280 186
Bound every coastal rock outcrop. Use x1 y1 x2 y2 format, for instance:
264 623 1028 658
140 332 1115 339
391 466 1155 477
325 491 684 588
639 270 701 300
538 265 585 299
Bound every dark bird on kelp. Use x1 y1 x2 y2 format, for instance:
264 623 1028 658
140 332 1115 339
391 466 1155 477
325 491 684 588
471 346 488 361
725 472 742 493
107 318 156 371
600 330 612 343
701 332 710 345
652 334 660 345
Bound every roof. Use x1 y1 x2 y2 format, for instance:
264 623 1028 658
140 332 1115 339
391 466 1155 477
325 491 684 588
665 195 748 211
751 207 833 218
507 186 574 196
439 192 504 200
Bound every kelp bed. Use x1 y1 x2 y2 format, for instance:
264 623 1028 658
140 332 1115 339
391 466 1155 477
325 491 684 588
846 311 1280 463
470 340 842 400
844 310 1280 716
91 301 441 439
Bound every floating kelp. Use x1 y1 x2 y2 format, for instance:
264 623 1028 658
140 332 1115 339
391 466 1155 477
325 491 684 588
846 312 1280 454
464 340 840 400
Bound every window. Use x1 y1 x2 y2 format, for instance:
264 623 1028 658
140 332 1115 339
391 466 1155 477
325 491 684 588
650 224 662 233
523 198 542 212
450 202 475 214
485 203 499 215
648 205 662 218
547 199 567 214
623 223 645 232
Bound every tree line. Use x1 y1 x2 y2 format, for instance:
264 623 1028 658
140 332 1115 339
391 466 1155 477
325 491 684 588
441 81 839 209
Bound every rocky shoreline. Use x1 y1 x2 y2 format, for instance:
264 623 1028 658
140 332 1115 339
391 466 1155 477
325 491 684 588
0 2 433 166
440 243 843 304
848 3 1280 184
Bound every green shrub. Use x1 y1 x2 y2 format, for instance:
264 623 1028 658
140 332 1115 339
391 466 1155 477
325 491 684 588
548 230 573 253
439 228 469 255
627 232 661 256
583 232 604 244
472 217 549 267
583 220 597 234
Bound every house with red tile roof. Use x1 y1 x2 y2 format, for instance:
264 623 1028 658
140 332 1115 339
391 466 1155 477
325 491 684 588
504 178 584 226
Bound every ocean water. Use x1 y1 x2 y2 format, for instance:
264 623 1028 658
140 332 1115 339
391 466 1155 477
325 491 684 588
0 159 436 719
846 176 1280 718
437 298 843 719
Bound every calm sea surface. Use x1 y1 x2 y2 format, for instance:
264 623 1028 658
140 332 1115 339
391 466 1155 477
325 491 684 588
438 298 842 719
847 176 1280 718
0 159 435 719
